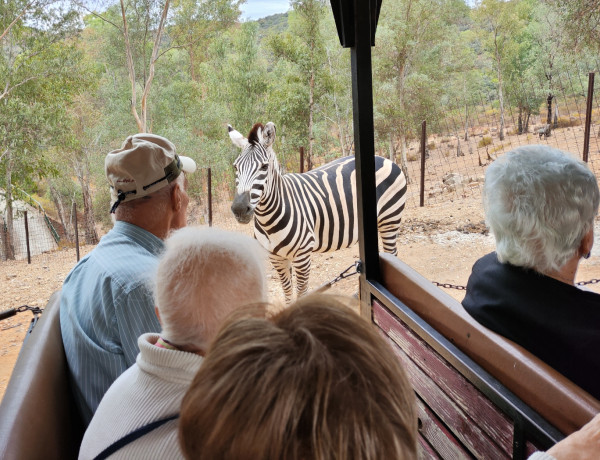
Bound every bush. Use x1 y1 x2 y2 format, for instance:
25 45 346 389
427 141 436 150
555 117 581 128
478 136 492 148
407 153 418 162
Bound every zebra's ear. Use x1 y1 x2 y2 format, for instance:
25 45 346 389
262 122 276 149
228 124 248 149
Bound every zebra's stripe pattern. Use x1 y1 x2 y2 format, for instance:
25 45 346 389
230 122 407 303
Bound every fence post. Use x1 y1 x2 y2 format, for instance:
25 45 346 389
73 202 80 262
420 120 427 207
299 146 305 173
583 72 595 163
1 219 7 261
24 210 31 264
207 168 212 227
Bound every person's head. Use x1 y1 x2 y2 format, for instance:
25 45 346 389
179 294 418 460
484 145 599 272
105 133 196 236
154 227 267 353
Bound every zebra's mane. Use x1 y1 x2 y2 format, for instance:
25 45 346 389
248 123 264 146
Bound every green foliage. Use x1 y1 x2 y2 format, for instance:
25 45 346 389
478 136 493 147
1 0 597 233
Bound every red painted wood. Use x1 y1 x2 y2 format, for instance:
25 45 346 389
418 434 441 460
373 302 511 458
417 398 471 460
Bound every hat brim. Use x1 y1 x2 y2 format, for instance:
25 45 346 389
180 156 197 174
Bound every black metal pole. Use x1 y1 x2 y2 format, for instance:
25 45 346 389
420 120 427 207
299 146 305 173
24 210 31 264
583 72 595 163
73 202 80 262
352 0 380 318
207 168 213 227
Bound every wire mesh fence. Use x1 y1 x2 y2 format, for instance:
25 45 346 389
1 70 599 268
401 70 600 209
1 202 88 270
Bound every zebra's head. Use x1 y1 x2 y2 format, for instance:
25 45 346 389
229 122 277 224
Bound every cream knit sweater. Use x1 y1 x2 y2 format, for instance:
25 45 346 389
78 333 203 460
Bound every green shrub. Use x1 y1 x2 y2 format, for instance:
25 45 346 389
478 136 492 148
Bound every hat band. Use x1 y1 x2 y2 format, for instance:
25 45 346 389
142 155 183 191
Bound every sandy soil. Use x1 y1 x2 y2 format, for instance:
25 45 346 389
2 196 600 403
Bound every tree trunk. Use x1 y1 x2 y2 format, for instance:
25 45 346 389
308 68 315 171
525 110 531 132
4 157 15 260
78 169 99 245
399 134 410 184
388 133 396 162
553 102 559 128
518 106 523 134
464 103 470 141
494 35 505 141
325 49 347 156
48 182 74 243
546 93 553 126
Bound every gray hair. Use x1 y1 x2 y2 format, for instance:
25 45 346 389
154 226 267 350
484 145 599 272
115 173 185 222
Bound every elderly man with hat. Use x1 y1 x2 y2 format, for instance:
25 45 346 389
60 134 196 427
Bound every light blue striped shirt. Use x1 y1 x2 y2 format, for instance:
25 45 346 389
60 221 163 426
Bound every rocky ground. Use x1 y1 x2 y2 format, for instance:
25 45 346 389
2 195 600 402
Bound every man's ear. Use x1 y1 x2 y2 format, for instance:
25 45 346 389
580 228 594 257
170 183 182 212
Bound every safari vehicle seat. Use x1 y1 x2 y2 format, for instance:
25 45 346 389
374 252 600 458
0 290 84 460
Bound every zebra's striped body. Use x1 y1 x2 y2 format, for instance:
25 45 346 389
230 122 407 303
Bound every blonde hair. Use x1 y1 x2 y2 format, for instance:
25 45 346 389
179 294 418 460
154 226 267 351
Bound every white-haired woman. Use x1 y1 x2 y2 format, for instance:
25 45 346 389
462 145 600 400
78 227 267 460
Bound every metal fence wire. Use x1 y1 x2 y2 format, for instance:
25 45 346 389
1 69 599 268
401 70 599 208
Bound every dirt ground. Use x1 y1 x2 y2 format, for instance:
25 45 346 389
2 195 600 403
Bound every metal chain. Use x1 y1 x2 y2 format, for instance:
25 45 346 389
432 281 467 291
434 279 600 290
0 305 43 322
577 279 600 286
16 305 43 315
318 261 362 291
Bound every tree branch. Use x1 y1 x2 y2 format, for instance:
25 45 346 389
0 0 38 42
72 0 123 31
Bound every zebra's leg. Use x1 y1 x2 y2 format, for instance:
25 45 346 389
292 253 312 299
269 253 294 304
379 222 399 256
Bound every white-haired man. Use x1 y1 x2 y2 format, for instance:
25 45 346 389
61 134 196 426
78 227 267 460
462 145 600 399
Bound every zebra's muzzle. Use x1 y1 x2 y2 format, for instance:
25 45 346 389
231 192 254 224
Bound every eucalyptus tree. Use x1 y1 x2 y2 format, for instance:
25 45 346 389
1 0 85 258
473 0 523 141
550 0 600 52
372 0 470 170
265 0 329 170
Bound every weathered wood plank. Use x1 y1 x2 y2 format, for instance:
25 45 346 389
418 434 441 460
374 303 511 458
417 398 472 460
374 300 514 454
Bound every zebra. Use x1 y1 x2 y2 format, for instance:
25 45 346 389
229 121 407 303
